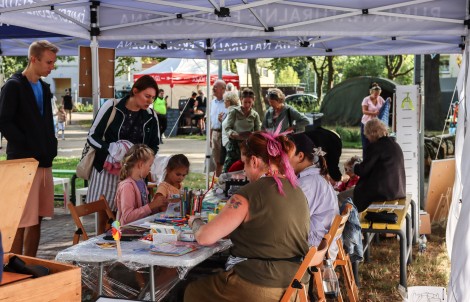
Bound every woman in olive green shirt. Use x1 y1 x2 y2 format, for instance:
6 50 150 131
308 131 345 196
185 129 309 302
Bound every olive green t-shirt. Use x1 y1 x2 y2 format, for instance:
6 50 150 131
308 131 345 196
230 177 310 288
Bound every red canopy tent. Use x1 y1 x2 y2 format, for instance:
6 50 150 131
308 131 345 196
134 58 239 108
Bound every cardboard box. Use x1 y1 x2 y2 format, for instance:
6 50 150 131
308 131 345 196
0 159 81 301
419 212 431 235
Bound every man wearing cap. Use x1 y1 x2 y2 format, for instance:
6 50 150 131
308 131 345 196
209 80 227 176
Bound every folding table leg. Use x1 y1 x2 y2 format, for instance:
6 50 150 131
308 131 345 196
99 262 104 295
397 229 407 288
150 265 156 302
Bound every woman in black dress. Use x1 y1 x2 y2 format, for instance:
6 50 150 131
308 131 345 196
62 91 73 124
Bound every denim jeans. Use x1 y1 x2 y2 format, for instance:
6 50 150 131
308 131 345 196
340 198 364 262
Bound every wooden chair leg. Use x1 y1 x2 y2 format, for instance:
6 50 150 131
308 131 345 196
73 232 80 245
313 270 326 302
338 257 359 302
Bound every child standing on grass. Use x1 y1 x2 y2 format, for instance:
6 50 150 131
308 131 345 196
57 105 67 140
115 144 170 225
156 154 190 200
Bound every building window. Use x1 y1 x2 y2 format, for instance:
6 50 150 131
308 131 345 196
440 55 450 74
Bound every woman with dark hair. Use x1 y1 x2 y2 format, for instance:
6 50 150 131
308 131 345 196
185 127 309 302
353 118 406 212
360 82 385 153
86 75 160 221
262 88 309 133
289 133 339 254
223 88 261 172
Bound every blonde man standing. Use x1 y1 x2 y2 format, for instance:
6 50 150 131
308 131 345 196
0 40 59 257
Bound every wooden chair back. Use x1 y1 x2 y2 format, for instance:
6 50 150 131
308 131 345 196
327 202 359 302
280 234 330 302
67 195 115 245
326 203 352 251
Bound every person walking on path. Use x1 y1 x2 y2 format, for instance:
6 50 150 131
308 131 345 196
153 89 168 143
0 40 59 257
62 90 73 124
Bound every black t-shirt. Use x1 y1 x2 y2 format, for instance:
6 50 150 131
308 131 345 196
196 96 207 108
119 109 145 143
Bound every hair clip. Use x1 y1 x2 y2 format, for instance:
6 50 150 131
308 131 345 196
313 147 326 157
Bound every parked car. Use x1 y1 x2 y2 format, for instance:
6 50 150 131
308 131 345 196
285 94 321 125
285 93 319 112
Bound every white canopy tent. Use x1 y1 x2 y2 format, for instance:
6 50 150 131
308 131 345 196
0 2 469 299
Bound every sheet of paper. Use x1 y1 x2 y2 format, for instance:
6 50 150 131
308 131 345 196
407 286 446 302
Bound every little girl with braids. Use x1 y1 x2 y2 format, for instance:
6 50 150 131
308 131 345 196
115 144 169 225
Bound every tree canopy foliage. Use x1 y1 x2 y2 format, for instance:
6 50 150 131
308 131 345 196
1 56 76 81
269 55 414 100
277 66 300 85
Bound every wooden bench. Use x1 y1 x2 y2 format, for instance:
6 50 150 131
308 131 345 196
359 196 416 289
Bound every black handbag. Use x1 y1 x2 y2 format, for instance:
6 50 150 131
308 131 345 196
365 211 398 224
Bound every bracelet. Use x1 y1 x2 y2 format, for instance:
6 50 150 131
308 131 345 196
191 218 204 233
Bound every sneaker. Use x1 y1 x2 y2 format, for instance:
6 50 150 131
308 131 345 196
162 134 166 139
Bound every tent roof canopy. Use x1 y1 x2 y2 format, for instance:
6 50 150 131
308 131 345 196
0 0 467 58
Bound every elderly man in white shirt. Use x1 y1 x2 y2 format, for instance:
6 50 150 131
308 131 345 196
209 79 227 176
289 133 340 258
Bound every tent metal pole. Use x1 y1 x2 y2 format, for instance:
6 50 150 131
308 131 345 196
91 36 100 117
205 40 212 190
90 2 100 117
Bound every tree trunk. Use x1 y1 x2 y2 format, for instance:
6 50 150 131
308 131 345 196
248 59 266 117
424 54 443 130
326 56 335 91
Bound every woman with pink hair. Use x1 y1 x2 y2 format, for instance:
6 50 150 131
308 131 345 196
185 125 309 302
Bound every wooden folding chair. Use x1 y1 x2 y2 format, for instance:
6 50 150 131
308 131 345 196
67 195 115 244
326 203 359 302
280 234 330 302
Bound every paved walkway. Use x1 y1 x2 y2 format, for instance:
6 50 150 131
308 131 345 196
0 112 361 259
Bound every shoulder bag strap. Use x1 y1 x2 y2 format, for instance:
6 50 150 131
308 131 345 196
102 99 117 139
287 107 292 127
